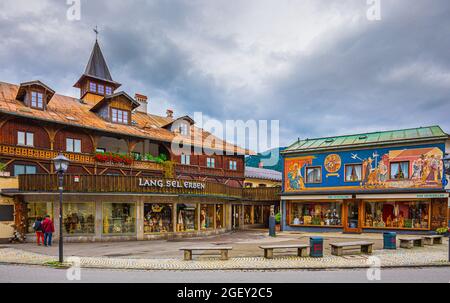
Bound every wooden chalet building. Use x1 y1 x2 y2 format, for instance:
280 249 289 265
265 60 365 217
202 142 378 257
0 39 279 242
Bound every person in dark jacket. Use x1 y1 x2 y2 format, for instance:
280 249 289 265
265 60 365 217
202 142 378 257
41 215 55 247
32 217 44 246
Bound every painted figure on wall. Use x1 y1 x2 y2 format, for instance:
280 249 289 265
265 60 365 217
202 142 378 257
284 156 315 191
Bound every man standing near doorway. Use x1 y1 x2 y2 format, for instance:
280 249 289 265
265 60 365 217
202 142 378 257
41 215 55 247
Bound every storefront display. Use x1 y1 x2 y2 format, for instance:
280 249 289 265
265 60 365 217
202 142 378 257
215 204 224 229
288 202 342 226
26 202 53 233
244 205 252 224
364 200 430 229
144 203 172 233
177 204 197 232
254 206 262 224
63 203 95 234
200 204 215 229
103 203 136 234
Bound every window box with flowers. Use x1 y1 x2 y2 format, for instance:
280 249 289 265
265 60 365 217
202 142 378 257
94 152 133 166
0 163 10 177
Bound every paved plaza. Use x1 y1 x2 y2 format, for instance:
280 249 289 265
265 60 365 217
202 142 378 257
0 230 449 270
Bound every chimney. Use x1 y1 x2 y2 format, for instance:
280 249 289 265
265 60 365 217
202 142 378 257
134 93 148 113
166 109 174 119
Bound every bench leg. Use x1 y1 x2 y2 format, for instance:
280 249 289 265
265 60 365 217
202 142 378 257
415 240 424 247
264 249 274 259
298 248 308 257
424 238 433 246
220 250 229 261
331 246 343 256
435 238 443 245
361 245 372 254
184 250 192 261
400 241 412 249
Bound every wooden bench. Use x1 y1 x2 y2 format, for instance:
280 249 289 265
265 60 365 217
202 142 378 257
330 241 374 256
180 246 233 261
423 235 444 246
259 244 310 259
399 237 424 249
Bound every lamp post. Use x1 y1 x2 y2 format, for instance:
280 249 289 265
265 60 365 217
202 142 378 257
53 153 69 263
442 154 450 262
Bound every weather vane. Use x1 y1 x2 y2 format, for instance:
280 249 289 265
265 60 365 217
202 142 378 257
93 25 99 40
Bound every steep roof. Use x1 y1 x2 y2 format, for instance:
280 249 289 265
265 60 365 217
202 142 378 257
245 166 282 182
284 126 448 154
0 81 249 155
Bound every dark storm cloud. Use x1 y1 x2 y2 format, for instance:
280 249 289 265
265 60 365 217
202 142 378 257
0 0 449 149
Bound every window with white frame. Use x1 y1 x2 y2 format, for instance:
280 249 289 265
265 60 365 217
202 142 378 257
66 138 82 153
179 124 189 136
111 108 129 124
229 160 237 170
105 86 113 95
206 157 215 168
17 131 34 147
181 154 191 165
98 84 105 95
89 82 97 93
14 165 37 176
31 91 44 109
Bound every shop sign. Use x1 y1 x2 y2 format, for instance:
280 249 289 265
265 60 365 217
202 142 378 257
415 193 448 199
138 178 206 190
327 195 352 200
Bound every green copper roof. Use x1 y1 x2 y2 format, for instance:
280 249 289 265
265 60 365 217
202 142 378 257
284 126 447 154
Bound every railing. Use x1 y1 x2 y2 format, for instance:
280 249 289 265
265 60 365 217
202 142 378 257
0 144 164 172
19 174 244 198
242 187 281 201
19 175 279 201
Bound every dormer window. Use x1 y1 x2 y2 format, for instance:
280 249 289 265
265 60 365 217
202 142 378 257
111 108 129 124
89 82 97 93
180 124 189 136
31 91 44 109
98 84 105 95
105 86 112 95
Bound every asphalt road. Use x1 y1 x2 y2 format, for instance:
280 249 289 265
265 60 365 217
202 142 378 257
0 264 449 283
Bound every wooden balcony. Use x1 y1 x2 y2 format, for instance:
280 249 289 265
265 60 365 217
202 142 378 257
0 144 164 172
19 174 243 198
242 187 281 201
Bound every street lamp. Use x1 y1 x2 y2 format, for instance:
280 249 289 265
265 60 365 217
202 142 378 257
53 153 69 263
441 154 450 262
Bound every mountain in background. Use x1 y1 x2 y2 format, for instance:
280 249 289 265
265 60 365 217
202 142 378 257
245 147 286 173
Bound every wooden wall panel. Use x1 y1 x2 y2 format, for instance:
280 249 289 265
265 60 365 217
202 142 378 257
0 118 50 149
54 128 94 154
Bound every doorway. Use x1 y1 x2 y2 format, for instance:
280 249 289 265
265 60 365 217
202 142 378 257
343 200 362 233
232 205 241 229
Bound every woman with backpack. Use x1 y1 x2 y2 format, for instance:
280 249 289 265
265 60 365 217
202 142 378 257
32 217 44 246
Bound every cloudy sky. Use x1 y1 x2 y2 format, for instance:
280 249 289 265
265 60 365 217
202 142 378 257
1 0 449 151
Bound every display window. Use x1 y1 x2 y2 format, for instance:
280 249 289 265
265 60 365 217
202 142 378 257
177 204 198 232
144 203 173 233
288 202 342 227
102 203 136 234
363 200 430 229
200 204 215 229
215 204 225 229
254 206 262 224
63 203 95 234
27 202 53 233
244 205 253 224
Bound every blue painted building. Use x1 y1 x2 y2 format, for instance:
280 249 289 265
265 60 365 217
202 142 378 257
281 126 449 234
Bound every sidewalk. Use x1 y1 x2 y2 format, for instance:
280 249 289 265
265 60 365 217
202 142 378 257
0 231 448 270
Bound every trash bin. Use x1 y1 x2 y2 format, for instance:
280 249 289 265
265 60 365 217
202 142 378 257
383 232 397 250
310 237 324 257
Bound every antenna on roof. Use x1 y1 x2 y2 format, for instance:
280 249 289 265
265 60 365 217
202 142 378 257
93 25 99 41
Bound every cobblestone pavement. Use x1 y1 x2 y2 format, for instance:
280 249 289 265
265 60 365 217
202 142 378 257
0 231 449 270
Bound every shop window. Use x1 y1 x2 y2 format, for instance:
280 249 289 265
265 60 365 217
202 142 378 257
176 204 198 232
14 165 36 176
254 206 263 224
200 204 215 230
0 205 14 221
66 138 82 153
345 164 362 182
364 201 430 229
144 203 172 233
390 161 409 180
63 203 95 234
288 202 342 226
31 91 44 109
229 160 237 171
305 167 322 183
102 203 136 234
17 131 34 147
181 154 190 165
207 157 215 168
215 204 225 229
244 205 253 224
26 202 53 233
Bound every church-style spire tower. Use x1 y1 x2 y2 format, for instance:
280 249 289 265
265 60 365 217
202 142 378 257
74 38 121 104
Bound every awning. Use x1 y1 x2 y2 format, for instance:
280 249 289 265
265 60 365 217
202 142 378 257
356 193 449 199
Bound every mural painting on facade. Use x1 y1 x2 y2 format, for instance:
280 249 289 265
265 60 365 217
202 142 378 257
284 156 315 191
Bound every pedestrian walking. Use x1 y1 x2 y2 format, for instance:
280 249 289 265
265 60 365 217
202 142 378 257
41 215 55 247
32 217 44 246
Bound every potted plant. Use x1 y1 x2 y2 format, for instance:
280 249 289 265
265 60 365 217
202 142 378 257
0 163 10 177
275 212 281 231
436 227 449 237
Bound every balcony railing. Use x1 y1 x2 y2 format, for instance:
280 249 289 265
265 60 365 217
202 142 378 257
18 175 279 201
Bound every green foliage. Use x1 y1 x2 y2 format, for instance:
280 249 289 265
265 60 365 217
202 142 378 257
143 153 169 164
0 163 6 172
275 212 281 224
436 227 449 235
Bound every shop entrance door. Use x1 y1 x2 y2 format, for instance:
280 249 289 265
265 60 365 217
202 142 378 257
343 200 362 233
232 205 241 229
